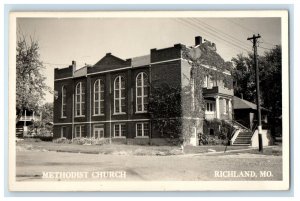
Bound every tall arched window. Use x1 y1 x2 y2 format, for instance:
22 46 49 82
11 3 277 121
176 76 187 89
75 82 85 116
114 76 125 114
136 72 148 112
94 79 105 115
61 86 67 117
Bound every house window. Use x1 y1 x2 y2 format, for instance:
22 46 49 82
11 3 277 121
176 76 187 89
223 99 228 114
208 76 214 89
75 82 85 116
136 72 149 112
93 124 104 138
75 125 85 138
61 86 67 117
136 122 149 137
94 79 105 115
203 76 208 88
114 76 126 114
61 126 67 138
114 124 126 137
206 102 215 112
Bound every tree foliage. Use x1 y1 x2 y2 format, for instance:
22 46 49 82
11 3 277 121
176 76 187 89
231 53 256 101
259 46 282 118
39 102 53 125
16 35 51 121
231 45 282 119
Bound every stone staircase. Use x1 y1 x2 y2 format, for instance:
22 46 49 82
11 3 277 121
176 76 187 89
16 127 23 138
232 131 253 145
226 120 253 146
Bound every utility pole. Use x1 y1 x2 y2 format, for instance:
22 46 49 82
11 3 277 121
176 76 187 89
247 34 263 152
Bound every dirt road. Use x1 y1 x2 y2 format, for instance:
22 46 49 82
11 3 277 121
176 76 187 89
16 150 282 181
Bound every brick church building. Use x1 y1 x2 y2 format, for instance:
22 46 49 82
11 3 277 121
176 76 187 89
53 36 234 145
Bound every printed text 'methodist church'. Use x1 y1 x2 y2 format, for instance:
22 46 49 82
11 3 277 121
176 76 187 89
53 36 234 145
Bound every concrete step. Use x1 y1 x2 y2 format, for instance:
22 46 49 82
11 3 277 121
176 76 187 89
233 139 251 143
236 137 252 140
237 133 253 136
234 141 251 144
234 140 251 143
233 140 251 143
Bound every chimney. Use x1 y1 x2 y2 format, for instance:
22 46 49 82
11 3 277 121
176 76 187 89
211 42 217 51
195 36 202 46
72 60 76 72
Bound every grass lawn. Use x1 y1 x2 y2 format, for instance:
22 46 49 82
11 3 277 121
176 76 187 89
16 138 281 156
17 139 182 156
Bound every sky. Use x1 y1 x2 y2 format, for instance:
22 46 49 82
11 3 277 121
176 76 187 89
17 17 281 103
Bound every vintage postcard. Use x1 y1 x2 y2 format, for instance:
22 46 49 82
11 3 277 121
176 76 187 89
8 11 289 191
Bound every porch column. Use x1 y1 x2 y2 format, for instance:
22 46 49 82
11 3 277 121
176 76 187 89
215 96 220 119
228 99 232 119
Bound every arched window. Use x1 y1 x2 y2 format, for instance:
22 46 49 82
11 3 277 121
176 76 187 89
75 82 85 116
61 86 67 117
94 79 105 115
136 72 148 112
114 76 125 114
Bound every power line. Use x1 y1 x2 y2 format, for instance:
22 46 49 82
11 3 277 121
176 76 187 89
43 62 71 66
43 61 87 66
226 18 277 47
177 18 250 52
260 38 277 47
226 19 256 34
178 18 249 52
184 18 252 52
192 18 252 49
258 46 272 51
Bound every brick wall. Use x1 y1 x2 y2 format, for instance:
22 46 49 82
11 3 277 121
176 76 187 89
53 41 229 141
150 44 182 63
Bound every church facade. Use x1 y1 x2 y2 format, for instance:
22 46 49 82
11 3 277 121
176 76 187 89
53 36 234 144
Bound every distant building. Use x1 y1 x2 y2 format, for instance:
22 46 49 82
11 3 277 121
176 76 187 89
233 96 269 130
53 36 234 145
16 109 40 137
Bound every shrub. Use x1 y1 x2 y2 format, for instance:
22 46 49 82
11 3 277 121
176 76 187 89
202 119 234 145
38 136 53 141
53 137 71 144
53 137 111 145
23 136 41 142
23 135 53 142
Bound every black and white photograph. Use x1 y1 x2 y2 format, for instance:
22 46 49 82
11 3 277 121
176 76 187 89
8 11 289 191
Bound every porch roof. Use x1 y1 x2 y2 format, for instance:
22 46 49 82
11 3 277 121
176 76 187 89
233 96 269 111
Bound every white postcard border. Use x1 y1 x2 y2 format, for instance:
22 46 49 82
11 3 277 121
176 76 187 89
8 10 290 191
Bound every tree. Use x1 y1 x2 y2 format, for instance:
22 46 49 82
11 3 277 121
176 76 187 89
30 102 53 136
39 102 53 125
259 46 282 119
231 53 256 102
16 34 51 122
231 46 282 135
232 46 281 114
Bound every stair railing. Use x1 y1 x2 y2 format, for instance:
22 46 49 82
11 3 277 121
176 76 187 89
251 123 258 133
231 120 250 131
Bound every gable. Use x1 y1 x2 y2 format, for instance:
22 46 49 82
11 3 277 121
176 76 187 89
94 53 127 66
88 53 131 74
